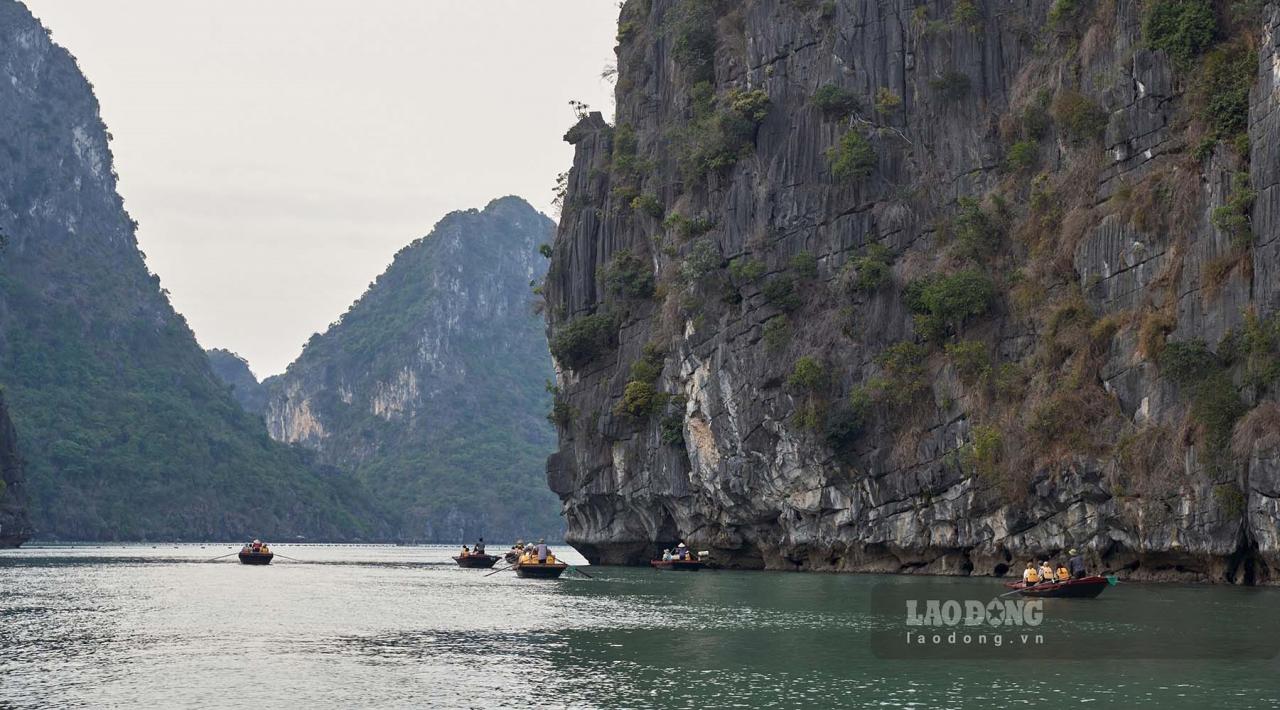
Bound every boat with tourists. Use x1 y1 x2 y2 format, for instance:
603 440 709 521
514 559 568 579
1003 575 1111 598
453 539 498 568
454 552 500 568
238 540 273 565
650 558 704 571
509 539 568 579
651 541 703 570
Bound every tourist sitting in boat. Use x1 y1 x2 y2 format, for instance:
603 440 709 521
474 538 485 554
1038 560 1054 584
461 545 470 556
662 549 672 561
1055 563 1070 582
1068 549 1087 579
1022 562 1040 585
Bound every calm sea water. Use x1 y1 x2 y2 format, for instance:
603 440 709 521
1 544 1278 709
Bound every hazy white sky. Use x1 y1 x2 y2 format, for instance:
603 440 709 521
25 0 618 377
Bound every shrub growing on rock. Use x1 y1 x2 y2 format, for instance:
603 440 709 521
1211 172 1256 250
952 197 1000 261
945 340 992 385
602 250 655 299
681 237 722 282
1048 0 1079 29
729 257 766 283
763 316 791 350
1197 42 1256 141
874 87 902 114
839 244 893 294
1004 140 1038 172
952 0 981 29
790 251 818 279
668 0 717 83
763 275 802 311
550 312 617 370
631 194 664 218
678 87 771 179
616 380 666 417
1159 339 1219 385
827 131 876 182
1053 91 1108 143
663 212 715 240
873 341 930 405
1144 0 1216 67
964 424 1003 480
824 403 867 460
811 84 860 118
905 269 997 340
788 355 827 391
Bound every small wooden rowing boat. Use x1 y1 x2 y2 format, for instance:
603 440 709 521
650 559 704 571
238 549 273 565
513 560 568 579
453 553 500 569
1003 575 1110 598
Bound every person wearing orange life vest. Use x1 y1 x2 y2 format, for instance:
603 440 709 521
1038 560 1054 584
1055 563 1070 582
1023 562 1041 585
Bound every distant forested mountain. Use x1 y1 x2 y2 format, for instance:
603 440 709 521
0 0 388 541
207 349 268 416
259 197 561 542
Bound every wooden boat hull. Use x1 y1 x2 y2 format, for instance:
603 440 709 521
1003 575 1109 598
504 552 519 564
453 554 499 569
650 559 703 571
514 562 567 579
0 532 31 549
238 552 273 565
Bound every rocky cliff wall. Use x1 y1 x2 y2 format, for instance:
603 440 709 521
545 0 1280 583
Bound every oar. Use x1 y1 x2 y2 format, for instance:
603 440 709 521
273 553 304 562
204 551 239 563
484 565 514 577
565 565 594 579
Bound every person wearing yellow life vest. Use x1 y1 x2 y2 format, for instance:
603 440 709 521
1038 561 1054 584
1023 562 1041 585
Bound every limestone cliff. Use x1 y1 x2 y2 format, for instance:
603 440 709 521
544 0 1280 583
0 390 32 547
263 197 561 541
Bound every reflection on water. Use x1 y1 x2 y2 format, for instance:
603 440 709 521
1 544 1278 708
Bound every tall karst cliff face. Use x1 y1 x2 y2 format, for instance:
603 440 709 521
0 1 386 541
263 197 561 541
545 0 1280 582
0 390 32 547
